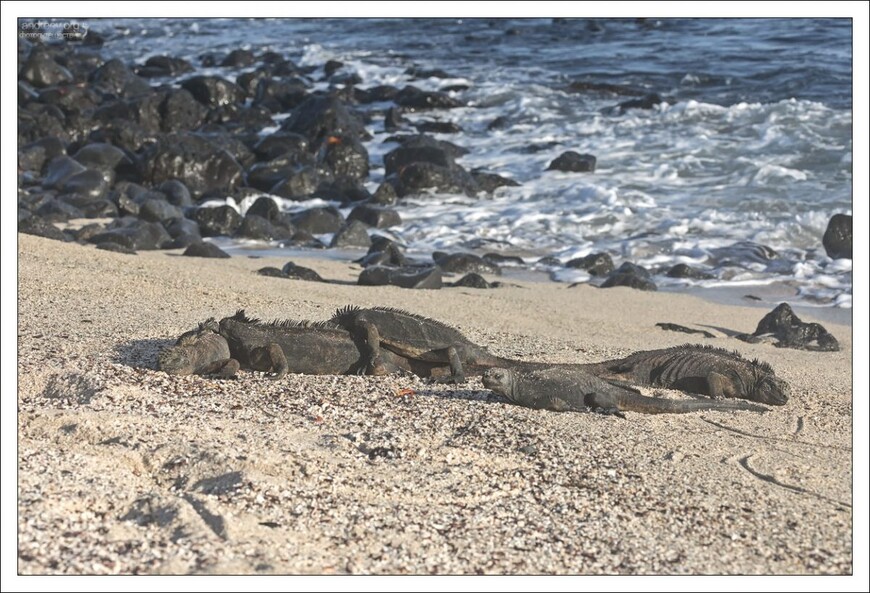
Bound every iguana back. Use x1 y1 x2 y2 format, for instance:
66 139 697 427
483 366 769 415
583 344 790 405
218 310 414 378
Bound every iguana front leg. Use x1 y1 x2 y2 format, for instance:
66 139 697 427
706 371 738 399
428 346 466 384
267 343 289 380
357 321 389 376
198 358 241 378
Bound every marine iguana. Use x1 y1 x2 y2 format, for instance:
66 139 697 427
482 366 769 415
581 344 790 405
158 319 240 378
217 310 420 379
330 306 518 383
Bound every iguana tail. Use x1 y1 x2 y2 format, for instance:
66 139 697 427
585 391 768 415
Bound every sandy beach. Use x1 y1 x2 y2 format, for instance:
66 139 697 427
14 232 855 576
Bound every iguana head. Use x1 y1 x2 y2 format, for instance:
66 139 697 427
157 345 193 375
751 372 790 406
482 368 516 401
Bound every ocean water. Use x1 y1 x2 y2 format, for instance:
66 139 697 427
90 18 853 309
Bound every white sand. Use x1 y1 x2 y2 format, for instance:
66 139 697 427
13 233 857 576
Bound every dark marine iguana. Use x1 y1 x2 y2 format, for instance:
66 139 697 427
580 344 790 406
330 306 521 383
216 310 422 379
482 366 769 415
158 319 240 378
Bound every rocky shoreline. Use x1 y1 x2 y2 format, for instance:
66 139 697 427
17 27 852 298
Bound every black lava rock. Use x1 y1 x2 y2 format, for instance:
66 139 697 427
566 253 614 276
183 242 231 258
547 151 596 173
358 265 443 289
822 214 852 260
737 303 840 352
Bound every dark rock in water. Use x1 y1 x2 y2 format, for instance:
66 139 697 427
97 241 137 255
324 59 345 77
90 58 152 97
245 196 280 222
157 180 194 208
406 67 451 80
330 220 372 248
19 217 69 241
183 242 231 259
737 303 839 352
280 95 368 144
822 213 852 259
19 49 74 88
192 205 242 237
42 157 87 190
655 323 716 339
291 207 344 235
483 253 525 266
616 93 666 112
566 80 646 97
666 263 714 280
348 205 402 229
135 55 194 78
236 214 294 242
355 84 399 104
159 89 209 132
221 49 256 68
90 221 172 250
253 78 309 112
257 267 288 278
268 166 320 200
313 179 372 205
138 198 183 223
601 262 657 291
249 154 314 193
536 256 562 267
395 161 478 197
384 135 458 175
141 132 244 199
181 75 245 107
73 143 130 173
450 273 495 289
566 252 614 276
372 182 398 206
359 265 443 289
317 135 369 182
415 121 463 134
394 85 463 110
470 170 521 193
547 151 597 173
433 252 501 276
384 107 405 132
613 261 652 279
710 241 779 266
281 261 324 282
487 116 510 131
252 131 310 162
62 170 109 201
